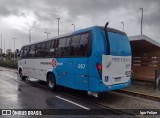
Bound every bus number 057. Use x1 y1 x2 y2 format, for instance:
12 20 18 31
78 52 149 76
78 64 86 69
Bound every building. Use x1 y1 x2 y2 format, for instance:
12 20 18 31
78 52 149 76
0 48 2 54
6 49 12 55
129 35 160 82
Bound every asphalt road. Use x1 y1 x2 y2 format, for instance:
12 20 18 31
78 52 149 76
0 67 134 118
0 67 160 118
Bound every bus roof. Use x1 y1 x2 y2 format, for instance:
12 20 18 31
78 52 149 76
21 26 94 47
21 25 125 47
99 26 126 35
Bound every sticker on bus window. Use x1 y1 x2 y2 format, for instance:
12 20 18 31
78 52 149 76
52 59 57 68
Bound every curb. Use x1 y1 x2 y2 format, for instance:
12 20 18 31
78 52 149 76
117 89 160 102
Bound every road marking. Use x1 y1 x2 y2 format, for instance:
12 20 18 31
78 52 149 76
56 96 90 110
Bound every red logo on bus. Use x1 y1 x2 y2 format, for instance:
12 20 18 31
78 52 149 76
52 59 57 68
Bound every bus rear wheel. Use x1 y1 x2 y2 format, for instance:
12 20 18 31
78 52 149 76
47 74 56 90
19 69 26 80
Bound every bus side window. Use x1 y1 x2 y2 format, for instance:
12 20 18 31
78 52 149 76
49 40 56 57
39 42 46 57
56 38 66 57
80 33 89 56
19 47 24 58
35 43 42 57
70 35 81 56
23 46 30 58
44 41 51 57
28 45 36 57
64 37 71 56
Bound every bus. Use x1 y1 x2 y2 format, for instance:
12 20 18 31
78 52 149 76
18 22 132 97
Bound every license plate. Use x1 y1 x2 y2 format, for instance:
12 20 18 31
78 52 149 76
115 77 121 82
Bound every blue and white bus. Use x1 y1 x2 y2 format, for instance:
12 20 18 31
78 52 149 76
18 22 132 97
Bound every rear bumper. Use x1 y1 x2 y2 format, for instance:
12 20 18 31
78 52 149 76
106 79 131 91
89 77 131 92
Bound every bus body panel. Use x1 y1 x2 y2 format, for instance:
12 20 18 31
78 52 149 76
56 58 76 88
87 27 105 79
20 58 52 81
53 57 89 90
102 55 131 86
74 58 89 90
52 69 59 85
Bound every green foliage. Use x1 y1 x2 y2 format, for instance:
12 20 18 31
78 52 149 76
0 58 17 69
0 53 14 59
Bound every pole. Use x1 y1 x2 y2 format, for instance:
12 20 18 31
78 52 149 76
29 29 31 43
44 32 51 39
25 22 32 43
140 8 143 35
57 18 60 36
0 34 1 49
13 38 15 60
12 38 17 60
72 24 75 31
121 22 124 31
4 39 5 54
0 34 2 54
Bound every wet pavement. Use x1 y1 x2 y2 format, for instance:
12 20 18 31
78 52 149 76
0 67 134 118
0 66 160 118
119 80 160 101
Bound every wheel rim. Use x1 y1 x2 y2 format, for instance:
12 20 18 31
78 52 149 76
48 76 55 88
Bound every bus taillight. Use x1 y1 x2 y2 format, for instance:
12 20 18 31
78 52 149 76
97 63 102 78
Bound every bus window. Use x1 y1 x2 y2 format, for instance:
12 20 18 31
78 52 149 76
66 37 71 47
19 47 24 58
70 35 81 56
56 38 67 57
23 46 30 58
64 37 71 56
39 42 46 57
44 41 51 57
49 40 56 57
80 33 89 56
35 43 42 57
28 45 36 57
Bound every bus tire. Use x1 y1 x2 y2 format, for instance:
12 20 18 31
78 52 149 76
19 69 26 80
47 73 56 90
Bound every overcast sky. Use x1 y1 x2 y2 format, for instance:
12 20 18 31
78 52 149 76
0 0 160 52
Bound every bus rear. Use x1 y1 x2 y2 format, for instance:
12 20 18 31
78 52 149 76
90 24 132 94
102 28 131 88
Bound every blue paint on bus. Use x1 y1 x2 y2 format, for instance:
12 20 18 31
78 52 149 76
52 26 132 92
